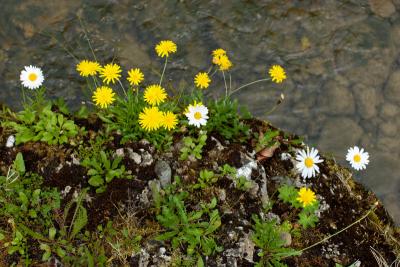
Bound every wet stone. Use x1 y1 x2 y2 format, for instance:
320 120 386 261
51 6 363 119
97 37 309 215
318 117 363 152
379 121 397 137
380 103 400 119
353 84 381 120
319 80 355 115
369 0 396 18
384 69 400 102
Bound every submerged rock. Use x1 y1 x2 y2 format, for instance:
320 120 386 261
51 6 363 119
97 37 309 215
369 0 396 18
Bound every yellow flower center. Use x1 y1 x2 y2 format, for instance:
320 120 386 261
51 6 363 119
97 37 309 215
28 73 37 81
304 157 314 168
194 112 202 120
353 154 361 163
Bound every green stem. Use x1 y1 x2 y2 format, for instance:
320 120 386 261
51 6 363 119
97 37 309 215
222 71 228 98
117 79 127 98
209 68 218 78
159 57 168 86
78 16 98 62
229 78 270 96
21 87 27 107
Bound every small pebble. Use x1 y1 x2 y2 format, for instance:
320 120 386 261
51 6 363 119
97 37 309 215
6 135 15 148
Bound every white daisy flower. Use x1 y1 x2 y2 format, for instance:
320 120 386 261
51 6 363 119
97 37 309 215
185 104 209 128
295 147 324 179
20 65 44 90
346 146 369 171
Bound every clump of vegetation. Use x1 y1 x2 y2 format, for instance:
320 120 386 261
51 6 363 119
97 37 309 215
0 35 394 267
154 178 222 264
179 131 208 161
3 105 80 145
81 151 131 193
251 215 300 267
278 184 320 228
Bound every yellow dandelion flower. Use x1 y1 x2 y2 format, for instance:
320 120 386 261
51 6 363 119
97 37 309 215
296 187 316 207
92 86 116 108
155 40 177 58
212 48 226 57
76 60 101 77
162 111 178 130
218 55 232 71
144 84 167 106
127 68 144 86
139 106 163 131
194 72 211 89
99 63 122 84
269 65 286 83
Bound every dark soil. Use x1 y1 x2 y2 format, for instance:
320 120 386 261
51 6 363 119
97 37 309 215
0 118 398 267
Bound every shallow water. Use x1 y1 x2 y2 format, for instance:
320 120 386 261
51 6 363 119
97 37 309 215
1 0 399 223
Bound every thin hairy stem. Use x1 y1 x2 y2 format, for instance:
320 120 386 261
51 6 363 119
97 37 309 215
118 79 128 98
280 202 379 258
159 57 168 86
222 71 228 97
78 16 98 62
230 78 270 96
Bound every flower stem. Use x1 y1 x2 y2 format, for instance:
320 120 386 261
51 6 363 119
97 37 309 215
159 57 168 86
280 202 379 259
222 71 228 97
209 68 218 78
229 78 270 96
117 79 127 98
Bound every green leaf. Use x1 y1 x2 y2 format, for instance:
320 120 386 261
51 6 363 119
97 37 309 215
100 151 110 170
155 231 178 241
49 227 57 240
88 176 104 187
18 192 29 206
56 247 66 258
298 212 319 229
16 128 36 144
13 152 25 174
28 209 37 218
278 184 298 205
112 156 123 169
197 256 205 267
71 206 88 239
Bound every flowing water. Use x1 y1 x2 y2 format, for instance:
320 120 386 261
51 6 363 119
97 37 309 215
1 0 400 223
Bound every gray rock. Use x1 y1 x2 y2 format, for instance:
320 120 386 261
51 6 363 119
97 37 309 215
115 148 124 157
141 151 153 166
138 249 150 267
127 148 142 164
218 189 226 202
71 154 80 165
154 160 171 188
5 135 15 148
238 233 255 263
385 70 400 102
279 232 292 247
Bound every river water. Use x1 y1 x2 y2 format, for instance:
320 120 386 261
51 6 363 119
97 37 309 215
1 0 399 224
